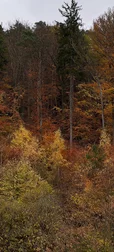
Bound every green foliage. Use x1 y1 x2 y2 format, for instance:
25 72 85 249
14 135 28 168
57 0 87 79
0 160 52 201
0 160 62 251
0 25 7 72
86 144 105 177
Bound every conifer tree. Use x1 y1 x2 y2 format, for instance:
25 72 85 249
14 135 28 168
0 25 7 73
57 0 86 149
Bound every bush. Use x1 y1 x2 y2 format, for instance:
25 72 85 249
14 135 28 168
0 160 62 251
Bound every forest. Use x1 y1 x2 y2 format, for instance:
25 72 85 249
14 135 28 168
0 0 114 251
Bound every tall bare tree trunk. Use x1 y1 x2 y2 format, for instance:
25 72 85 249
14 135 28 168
70 75 73 150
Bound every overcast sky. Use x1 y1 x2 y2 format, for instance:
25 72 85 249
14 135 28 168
0 0 114 29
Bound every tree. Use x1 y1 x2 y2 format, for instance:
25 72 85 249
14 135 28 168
89 8 114 143
86 37 105 130
5 21 28 87
0 160 62 251
11 125 39 161
20 21 59 135
0 24 7 73
57 0 87 149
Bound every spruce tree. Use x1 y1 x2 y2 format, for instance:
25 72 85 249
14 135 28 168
0 25 7 73
57 0 86 149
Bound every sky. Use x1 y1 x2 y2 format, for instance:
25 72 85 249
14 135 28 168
0 0 114 29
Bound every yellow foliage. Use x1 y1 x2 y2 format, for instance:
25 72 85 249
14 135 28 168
49 129 66 167
36 129 67 184
11 125 39 160
100 129 111 156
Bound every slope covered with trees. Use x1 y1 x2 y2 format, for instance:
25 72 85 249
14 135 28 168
0 0 114 251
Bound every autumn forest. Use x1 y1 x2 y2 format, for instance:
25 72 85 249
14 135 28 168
0 0 114 251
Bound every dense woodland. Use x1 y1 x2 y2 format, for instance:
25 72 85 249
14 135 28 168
0 0 114 251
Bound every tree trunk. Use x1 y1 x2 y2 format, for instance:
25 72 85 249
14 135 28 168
70 75 73 150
